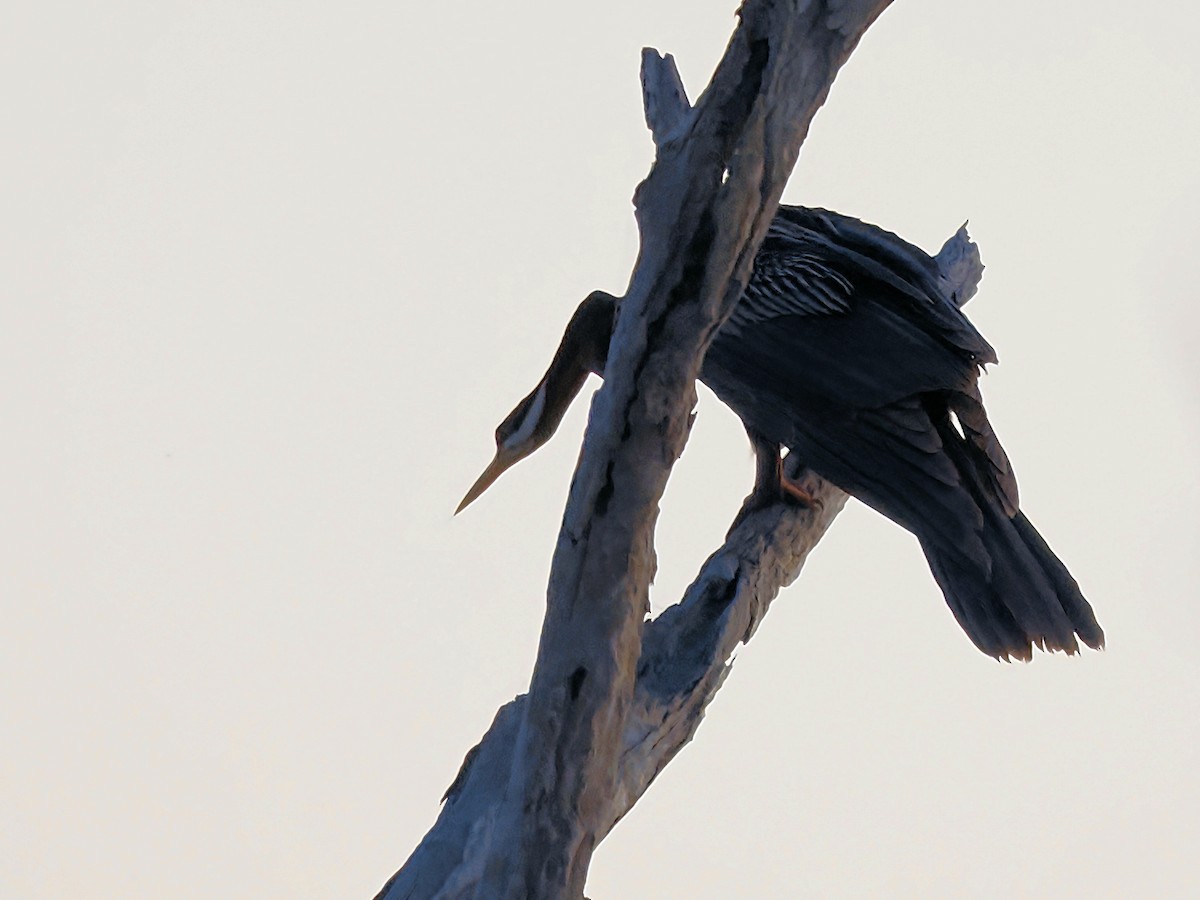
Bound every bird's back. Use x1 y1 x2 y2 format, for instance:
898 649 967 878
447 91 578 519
709 206 992 423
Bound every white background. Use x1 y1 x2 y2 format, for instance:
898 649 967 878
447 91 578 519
4 2 1198 897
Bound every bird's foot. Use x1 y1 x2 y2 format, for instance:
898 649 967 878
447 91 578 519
780 475 820 508
728 477 822 536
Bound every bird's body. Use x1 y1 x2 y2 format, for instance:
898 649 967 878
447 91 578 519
459 205 1104 660
702 207 1101 659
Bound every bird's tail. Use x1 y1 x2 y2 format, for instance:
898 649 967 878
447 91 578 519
924 411 1104 660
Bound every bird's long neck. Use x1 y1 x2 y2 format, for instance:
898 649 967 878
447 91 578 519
528 291 617 438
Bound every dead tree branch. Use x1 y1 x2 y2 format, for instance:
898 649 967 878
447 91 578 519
378 2 899 897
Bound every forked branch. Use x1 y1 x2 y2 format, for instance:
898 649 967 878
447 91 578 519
378 3 898 897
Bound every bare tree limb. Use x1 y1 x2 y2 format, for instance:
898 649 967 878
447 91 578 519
377 2 897 897
376 477 848 900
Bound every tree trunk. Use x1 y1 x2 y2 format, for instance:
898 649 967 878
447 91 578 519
377 2 901 896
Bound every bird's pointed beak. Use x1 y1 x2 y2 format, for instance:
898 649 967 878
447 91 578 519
455 447 524 515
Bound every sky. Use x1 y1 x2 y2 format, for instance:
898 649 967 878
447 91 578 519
3 2 1199 897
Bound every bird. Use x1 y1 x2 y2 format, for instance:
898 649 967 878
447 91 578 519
456 205 1104 661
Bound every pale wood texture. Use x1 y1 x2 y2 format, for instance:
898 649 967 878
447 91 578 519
377 2 898 897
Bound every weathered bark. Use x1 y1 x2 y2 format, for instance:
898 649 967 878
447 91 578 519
378 2 897 897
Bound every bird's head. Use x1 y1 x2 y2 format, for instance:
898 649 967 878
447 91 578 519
455 382 556 514
456 290 617 514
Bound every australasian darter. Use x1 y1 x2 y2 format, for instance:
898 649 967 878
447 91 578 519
456 206 1104 661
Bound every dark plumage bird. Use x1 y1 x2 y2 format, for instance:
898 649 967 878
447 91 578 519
458 206 1104 661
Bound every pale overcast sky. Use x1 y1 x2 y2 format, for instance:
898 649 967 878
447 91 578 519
4 2 1199 897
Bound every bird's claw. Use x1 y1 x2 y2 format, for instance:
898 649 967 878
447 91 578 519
727 478 822 537
780 475 820 508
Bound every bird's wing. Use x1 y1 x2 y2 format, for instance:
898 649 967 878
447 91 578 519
718 287 979 411
725 206 997 369
735 248 855 319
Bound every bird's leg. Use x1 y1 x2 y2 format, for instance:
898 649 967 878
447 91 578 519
777 454 819 507
750 427 819 506
750 426 782 499
731 428 819 531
